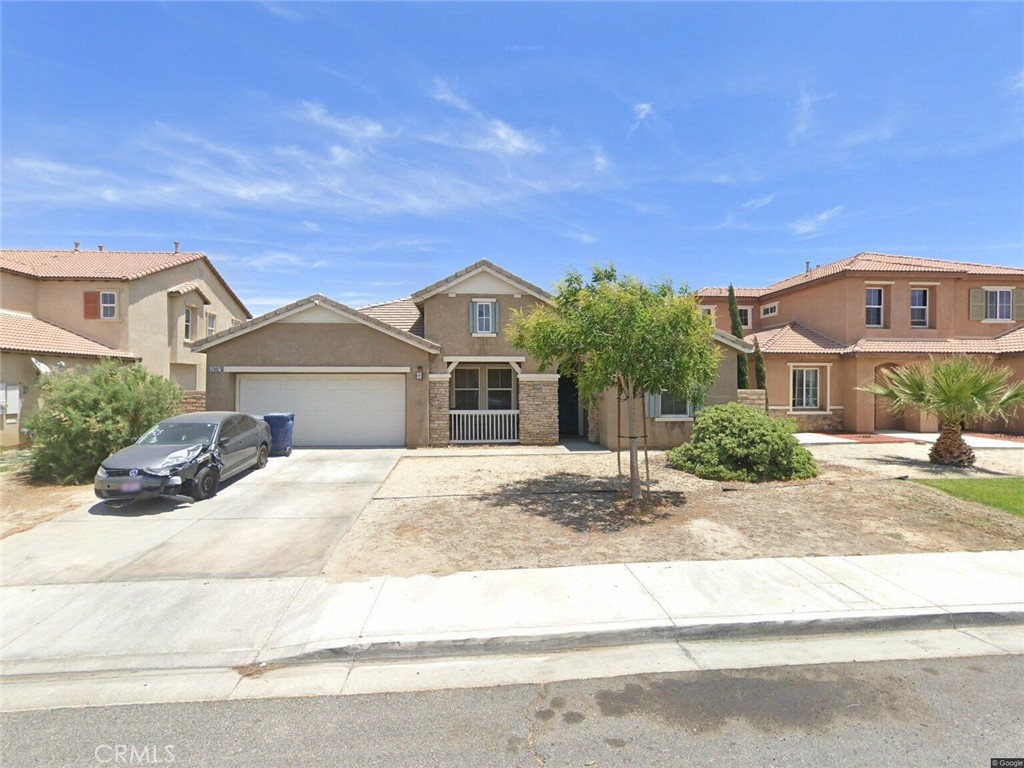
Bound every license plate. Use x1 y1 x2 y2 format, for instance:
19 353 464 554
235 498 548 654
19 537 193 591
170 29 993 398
121 481 142 492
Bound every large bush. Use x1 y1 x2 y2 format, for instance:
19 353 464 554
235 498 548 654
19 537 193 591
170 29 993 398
25 361 182 484
666 402 817 482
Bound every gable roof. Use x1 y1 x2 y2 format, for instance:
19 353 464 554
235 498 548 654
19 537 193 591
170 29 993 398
711 328 754 353
410 259 552 303
359 297 425 337
168 282 212 305
190 294 441 354
697 252 1024 301
0 311 139 359
745 322 848 355
0 249 251 318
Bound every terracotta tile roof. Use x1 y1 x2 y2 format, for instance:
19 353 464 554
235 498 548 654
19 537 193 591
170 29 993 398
167 282 212 305
410 259 551 302
699 252 1024 300
0 311 138 359
694 287 762 299
745 322 847 354
192 294 441 354
359 297 425 337
0 249 251 318
748 320 1024 356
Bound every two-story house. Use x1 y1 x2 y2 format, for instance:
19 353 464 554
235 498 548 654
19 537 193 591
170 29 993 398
0 246 250 447
696 252 1024 435
194 260 751 448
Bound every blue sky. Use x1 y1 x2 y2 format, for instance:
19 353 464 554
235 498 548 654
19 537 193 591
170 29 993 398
3 2 1022 312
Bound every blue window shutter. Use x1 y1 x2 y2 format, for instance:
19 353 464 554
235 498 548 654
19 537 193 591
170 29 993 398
644 392 661 418
469 300 476 333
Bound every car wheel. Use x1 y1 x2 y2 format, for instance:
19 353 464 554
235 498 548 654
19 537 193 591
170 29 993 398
191 466 220 501
256 443 269 469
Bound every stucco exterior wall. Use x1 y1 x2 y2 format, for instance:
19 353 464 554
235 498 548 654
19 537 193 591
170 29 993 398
421 293 547 373
0 273 38 315
597 340 737 450
201 323 434 447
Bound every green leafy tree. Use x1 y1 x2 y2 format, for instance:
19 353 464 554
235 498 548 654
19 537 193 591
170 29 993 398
858 356 1024 467
753 336 768 393
727 284 750 389
666 402 817 482
24 361 182 484
507 264 720 500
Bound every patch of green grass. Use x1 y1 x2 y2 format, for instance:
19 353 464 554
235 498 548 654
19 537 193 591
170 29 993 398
914 477 1024 517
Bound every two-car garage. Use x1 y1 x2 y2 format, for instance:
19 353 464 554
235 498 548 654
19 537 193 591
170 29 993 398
237 373 407 447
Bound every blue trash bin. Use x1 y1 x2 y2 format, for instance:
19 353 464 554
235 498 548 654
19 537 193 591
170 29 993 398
263 412 295 457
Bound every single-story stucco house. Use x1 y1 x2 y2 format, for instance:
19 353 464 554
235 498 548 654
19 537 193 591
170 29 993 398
192 260 753 449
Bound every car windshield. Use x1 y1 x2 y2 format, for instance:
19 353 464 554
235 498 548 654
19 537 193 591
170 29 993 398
138 422 217 446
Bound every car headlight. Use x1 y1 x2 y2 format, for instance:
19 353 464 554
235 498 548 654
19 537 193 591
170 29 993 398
96 465 108 479
145 445 203 476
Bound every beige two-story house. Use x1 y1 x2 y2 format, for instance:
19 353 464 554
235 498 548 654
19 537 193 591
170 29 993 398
0 246 250 447
194 260 750 448
696 252 1024 434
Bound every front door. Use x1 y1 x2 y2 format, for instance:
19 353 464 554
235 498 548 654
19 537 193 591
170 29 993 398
558 375 580 435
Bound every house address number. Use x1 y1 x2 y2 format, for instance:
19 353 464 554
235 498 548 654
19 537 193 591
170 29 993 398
208 366 223 373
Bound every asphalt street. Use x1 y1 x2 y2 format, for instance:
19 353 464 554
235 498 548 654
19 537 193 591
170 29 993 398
3 654 1021 767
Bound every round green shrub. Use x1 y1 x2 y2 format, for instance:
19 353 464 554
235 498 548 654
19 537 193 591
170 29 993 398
666 402 818 482
24 361 182 484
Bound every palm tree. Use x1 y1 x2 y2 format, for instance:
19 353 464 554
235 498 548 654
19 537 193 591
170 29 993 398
858 357 1024 467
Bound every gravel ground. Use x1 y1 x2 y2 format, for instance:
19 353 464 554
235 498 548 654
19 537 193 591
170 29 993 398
323 445 1024 581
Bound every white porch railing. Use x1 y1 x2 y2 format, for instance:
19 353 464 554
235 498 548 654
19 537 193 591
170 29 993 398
450 410 520 443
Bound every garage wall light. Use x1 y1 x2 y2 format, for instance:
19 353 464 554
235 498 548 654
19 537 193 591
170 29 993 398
416 366 424 380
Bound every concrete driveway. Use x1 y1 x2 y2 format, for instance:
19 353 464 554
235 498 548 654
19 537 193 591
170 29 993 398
1 449 402 586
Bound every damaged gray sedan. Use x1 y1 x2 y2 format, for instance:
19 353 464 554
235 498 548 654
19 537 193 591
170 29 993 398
94 412 271 502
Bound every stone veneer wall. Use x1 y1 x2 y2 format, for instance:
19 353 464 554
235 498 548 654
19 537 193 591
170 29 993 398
772 409 844 431
428 378 450 446
736 388 767 412
519 378 559 445
587 405 600 443
181 390 207 413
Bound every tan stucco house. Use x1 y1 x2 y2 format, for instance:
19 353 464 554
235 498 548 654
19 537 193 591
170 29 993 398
0 246 250 447
194 260 751 449
696 252 1024 435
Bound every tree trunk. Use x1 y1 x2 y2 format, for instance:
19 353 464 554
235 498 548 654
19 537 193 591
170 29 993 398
624 393 643 501
929 420 976 467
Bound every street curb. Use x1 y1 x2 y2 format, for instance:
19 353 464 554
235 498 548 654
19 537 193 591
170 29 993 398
269 609 1024 666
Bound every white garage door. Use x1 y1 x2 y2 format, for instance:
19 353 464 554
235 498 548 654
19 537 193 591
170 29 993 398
238 374 406 447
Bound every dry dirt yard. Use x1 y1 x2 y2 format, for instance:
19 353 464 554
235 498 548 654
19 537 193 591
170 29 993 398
1 472 95 538
323 444 1024 581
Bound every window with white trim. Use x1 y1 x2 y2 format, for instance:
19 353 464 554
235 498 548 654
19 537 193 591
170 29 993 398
761 303 778 318
985 289 1012 321
184 306 195 341
865 288 884 327
910 289 929 328
100 292 117 320
737 307 751 329
699 306 715 320
453 367 480 410
792 368 819 410
486 368 515 410
471 300 497 334
206 312 217 337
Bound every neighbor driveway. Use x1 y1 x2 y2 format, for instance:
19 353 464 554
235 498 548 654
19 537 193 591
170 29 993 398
1 449 402 585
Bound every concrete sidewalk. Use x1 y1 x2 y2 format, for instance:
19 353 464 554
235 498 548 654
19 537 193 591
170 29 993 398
2 550 1021 678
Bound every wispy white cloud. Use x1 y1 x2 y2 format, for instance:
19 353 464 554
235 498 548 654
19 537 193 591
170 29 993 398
430 77 473 112
838 121 896 149
593 146 610 173
741 193 776 210
1010 69 1024 92
260 2 305 22
301 101 393 143
301 220 320 232
630 102 653 133
790 205 844 235
563 230 597 245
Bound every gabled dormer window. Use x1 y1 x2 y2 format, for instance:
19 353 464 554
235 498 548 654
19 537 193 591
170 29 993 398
470 299 498 336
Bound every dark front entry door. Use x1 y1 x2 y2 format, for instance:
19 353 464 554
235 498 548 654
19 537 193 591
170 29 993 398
558 375 580 435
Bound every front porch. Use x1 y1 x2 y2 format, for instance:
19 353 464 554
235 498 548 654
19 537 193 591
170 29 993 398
428 357 559 446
